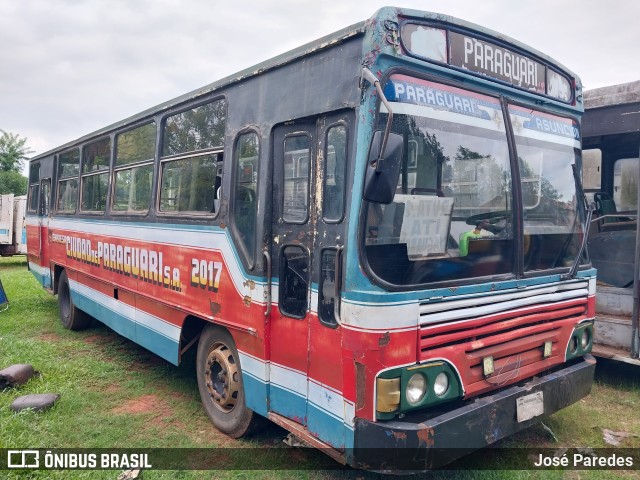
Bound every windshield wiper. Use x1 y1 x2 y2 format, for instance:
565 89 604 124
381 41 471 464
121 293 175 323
561 164 595 280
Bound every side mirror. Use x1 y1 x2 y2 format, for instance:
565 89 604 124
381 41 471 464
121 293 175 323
363 131 403 204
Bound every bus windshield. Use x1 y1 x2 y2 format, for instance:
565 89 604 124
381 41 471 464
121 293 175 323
364 76 584 286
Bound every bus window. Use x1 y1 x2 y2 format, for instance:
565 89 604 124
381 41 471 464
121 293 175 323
318 248 338 326
232 132 259 264
613 158 639 212
159 99 226 214
283 134 310 223
160 155 219 212
582 149 602 193
162 99 226 156
81 137 110 212
56 149 80 213
322 125 347 222
280 245 309 318
113 122 156 214
27 162 40 213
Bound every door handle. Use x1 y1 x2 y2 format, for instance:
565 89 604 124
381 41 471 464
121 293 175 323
263 250 272 317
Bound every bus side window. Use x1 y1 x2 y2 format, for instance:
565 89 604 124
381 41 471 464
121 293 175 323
113 122 156 214
42 180 50 216
159 99 226 214
232 132 260 267
318 248 337 326
56 149 80 213
27 162 40 214
323 124 347 222
80 137 110 213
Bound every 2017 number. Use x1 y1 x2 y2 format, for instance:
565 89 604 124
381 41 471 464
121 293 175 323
191 259 222 292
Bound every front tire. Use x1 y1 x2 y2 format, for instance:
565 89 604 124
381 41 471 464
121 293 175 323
57 270 91 331
196 325 263 438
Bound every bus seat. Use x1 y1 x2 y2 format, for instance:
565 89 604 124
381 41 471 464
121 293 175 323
593 192 634 231
594 192 617 224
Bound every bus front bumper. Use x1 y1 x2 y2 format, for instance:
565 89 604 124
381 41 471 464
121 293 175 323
352 355 596 471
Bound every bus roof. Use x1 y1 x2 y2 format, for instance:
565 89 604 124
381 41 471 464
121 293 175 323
584 80 640 109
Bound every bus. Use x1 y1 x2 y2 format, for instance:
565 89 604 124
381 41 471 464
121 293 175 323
583 80 640 365
0 194 27 256
26 7 596 470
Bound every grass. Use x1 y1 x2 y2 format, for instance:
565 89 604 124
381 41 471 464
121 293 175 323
1 256 639 479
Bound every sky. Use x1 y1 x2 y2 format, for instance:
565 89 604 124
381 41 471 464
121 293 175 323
1 0 639 164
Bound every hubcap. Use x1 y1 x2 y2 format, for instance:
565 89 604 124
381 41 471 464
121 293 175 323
204 342 239 412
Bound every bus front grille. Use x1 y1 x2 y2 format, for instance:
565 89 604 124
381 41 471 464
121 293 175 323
418 281 590 396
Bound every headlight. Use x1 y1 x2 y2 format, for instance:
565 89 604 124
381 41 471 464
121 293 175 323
406 373 427 405
569 336 578 354
433 372 449 397
581 329 590 349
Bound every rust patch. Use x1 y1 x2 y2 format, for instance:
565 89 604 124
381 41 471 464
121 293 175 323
243 280 256 290
243 295 252 307
355 362 366 410
417 425 435 448
378 331 391 347
209 301 222 315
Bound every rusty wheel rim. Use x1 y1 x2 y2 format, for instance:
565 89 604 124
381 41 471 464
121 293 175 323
204 342 239 413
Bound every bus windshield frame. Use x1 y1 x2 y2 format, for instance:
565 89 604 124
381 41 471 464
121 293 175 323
361 72 587 290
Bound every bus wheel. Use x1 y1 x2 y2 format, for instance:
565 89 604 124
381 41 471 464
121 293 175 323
196 325 262 438
57 270 91 331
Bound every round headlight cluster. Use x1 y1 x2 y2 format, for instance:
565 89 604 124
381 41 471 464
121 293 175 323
406 374 427 405
406 371 451 406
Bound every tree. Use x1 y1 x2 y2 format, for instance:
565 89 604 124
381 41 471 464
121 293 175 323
0 130 34 172
0 171 28 195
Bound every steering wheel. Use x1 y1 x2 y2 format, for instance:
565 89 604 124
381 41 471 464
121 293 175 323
465 211 510 235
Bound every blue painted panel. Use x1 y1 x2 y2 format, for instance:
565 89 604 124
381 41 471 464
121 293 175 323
307 403 347 449
269 384 307 423
71 289 137 340
135 322 179 365
29 267 51 289
242 373 269 417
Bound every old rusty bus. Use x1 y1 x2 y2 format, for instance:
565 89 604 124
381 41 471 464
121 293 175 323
26 7 595 470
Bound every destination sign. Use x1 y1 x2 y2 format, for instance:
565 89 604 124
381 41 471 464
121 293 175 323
449 31 546 93
384 75 500 122
401 23 574 102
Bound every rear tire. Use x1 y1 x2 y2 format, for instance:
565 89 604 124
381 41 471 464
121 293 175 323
57 270 91 331
196 324 264 438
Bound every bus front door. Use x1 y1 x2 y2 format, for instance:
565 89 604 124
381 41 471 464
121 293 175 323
268 112 351 448
268 119 317 426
